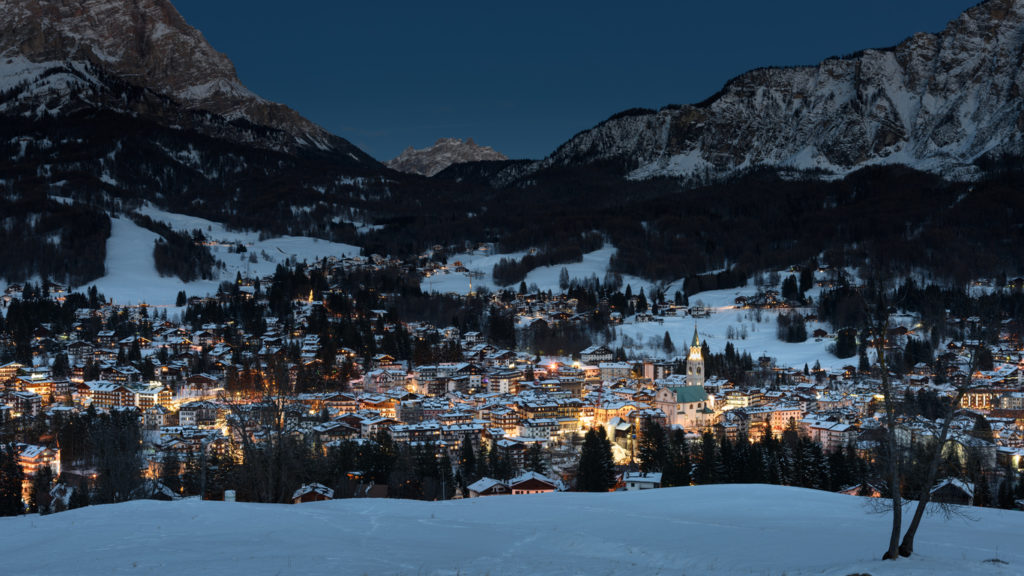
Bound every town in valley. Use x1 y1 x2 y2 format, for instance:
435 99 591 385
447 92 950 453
1 247 1022 514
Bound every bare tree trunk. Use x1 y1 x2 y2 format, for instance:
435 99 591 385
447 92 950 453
872 303 902 561
899 384 969 556
881 358 902 560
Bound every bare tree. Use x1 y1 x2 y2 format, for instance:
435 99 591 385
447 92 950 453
220 357 307 503
866 288 902 560
897 344 983 557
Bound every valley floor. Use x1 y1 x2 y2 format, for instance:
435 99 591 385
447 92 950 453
3 484 1021 575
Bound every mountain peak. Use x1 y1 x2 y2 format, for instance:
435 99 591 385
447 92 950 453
387 137 508 177
512 0 1024 185
0 0 355 153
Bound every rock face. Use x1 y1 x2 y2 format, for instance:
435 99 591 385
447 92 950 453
387 138 508 177
512 0 1024 183
0 0 366 156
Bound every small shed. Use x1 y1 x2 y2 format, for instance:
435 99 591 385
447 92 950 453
930 478 974 506
623 472 662 491
508 471 559 495
466 477 509 497
292 482 334 504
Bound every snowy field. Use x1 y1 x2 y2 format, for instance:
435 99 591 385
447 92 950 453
76 206 360 306
611 276 850 371
2 485 1021 576
421 244 647 296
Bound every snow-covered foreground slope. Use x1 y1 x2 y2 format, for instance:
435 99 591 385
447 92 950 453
4 485 1021 575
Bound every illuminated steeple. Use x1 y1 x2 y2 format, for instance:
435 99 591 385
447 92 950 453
686 326 704 388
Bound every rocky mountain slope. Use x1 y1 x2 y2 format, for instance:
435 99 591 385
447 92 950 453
0 0 396 285
503 0 1024 184
386 138 508 177
0 0 373 157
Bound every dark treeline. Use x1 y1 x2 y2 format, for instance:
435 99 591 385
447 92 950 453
1 284 106 363
0 195 109 285
637 422 873 493
492 232 604 287
815 276 1022 372
131 214 218 282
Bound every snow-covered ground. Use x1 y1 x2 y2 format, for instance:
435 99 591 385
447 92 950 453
612 278 849 370
80 217 220 308
76 206 360 306
421 244 648 296
3 485 1020 575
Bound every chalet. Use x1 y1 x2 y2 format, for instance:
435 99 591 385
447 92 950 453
508 471 558 495
623 471 662 491
930 478 973 506
292 483 334 503
363 369 407 394
101 365 142 385
0 361 23 384
143 405 172 428
517 418 559 440
186 374 220 390
715 409 750 443
67 341 96 363
131 382 172 409
178 401 220 427
467 477 509 497
4 391 41 417
800 419 854 453
371 354 397 370
487 369 522 395
15 374 54 399
599 362 631 381
87 381 134 408
17 443 60 491
310 420 359 443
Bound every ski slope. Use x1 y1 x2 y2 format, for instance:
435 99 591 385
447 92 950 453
2 484 1020 575
78 207 360 307
421 244 647 296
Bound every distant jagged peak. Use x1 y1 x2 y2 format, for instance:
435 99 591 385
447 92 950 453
386 137 509 177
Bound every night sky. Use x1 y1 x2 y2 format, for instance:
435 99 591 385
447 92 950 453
171 1 978 161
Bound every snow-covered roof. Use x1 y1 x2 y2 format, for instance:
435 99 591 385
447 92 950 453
467 477 506 494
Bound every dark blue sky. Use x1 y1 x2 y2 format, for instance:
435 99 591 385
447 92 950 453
173 0 978 161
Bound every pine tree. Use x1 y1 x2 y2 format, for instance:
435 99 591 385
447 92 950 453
997 466 1016 509
637 422 668 473
438 452 455 500
669 430 692 487
28 466 54 514
559 267 570 291
68 480 90 510
693 432 719 485
161 450 182 495
524 443 546 474
0 444 24 516
576 428 615 492
662 331 675 355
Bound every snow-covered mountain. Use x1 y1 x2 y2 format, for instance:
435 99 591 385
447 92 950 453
0 0 371 156
508 0 1024 184
387 137 508 177
3 485 1021 575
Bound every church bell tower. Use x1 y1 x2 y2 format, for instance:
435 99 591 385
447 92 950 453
686 326 704 388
